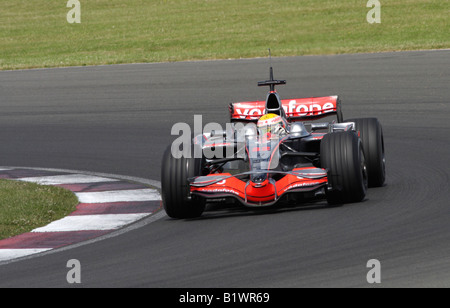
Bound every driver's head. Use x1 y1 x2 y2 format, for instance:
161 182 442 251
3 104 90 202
257 113 286 137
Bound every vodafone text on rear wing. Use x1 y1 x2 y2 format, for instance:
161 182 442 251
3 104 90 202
229 96 343 123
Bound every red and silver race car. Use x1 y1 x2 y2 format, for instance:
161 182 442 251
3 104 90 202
161 67 385 218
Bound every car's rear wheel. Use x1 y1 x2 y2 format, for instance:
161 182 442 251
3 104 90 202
161 144 206 219
320 131 368 205
346 118 385 187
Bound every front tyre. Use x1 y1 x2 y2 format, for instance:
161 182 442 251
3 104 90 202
161 144 206 219
346 118 386 187
321 131 368 205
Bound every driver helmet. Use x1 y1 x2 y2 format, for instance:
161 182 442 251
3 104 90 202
257 113 286 137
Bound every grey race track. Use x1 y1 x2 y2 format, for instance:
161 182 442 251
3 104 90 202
0 50 449 287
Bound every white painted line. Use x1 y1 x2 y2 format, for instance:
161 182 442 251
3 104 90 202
18 174 120 185
31 214 150 232
0 249 52 262
75 189 161 203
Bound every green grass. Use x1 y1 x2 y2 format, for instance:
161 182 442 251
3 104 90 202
0 0 449 70
0 180 78 240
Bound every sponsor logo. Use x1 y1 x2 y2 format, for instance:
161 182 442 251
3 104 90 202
235 107 264 119
233 99 337 120
285 100 336 117
205 188 240 196
290 181 321 188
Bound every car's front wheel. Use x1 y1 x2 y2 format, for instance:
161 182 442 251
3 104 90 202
345 118 385 187
161 144 206 219
320 131 368 205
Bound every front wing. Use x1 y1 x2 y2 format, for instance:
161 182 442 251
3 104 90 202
190 167 328 207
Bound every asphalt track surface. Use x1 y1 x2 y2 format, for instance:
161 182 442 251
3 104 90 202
0 50 449 287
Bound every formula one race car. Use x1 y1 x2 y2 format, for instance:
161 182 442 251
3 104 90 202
161 67 385 218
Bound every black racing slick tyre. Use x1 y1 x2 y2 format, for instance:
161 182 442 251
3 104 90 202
321 131 368 205
346 118 386 187
161 144 206 219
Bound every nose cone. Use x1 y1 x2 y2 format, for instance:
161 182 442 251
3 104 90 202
246 177 276 203
251 173 268 187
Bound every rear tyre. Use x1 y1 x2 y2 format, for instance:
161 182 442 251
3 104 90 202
321 131 368 205
346 118 385 187
161 144 206 219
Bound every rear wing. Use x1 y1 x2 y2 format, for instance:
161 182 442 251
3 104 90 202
229 96 343 123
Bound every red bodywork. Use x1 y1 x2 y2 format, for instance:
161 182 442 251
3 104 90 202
190 167 328 206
